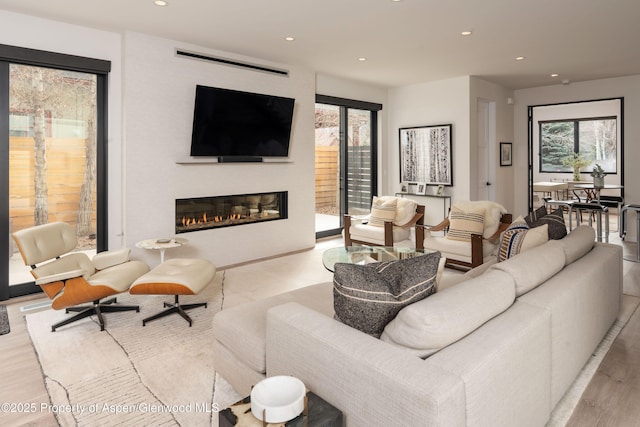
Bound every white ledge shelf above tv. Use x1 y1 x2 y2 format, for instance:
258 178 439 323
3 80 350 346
176 157 293 164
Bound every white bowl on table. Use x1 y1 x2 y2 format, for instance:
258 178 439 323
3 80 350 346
250 376 306 423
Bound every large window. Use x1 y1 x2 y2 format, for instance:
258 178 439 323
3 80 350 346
0 45 110 300
528 98 624 212
314 95 381 238
540 117 617 173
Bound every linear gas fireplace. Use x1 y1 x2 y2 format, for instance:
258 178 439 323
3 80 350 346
175 191 288 234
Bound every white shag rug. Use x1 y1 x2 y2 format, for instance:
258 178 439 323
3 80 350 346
25 271 242 427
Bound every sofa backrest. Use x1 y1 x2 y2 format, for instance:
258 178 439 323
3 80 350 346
557 225 595 265
380 269 516 358
490 240 566 297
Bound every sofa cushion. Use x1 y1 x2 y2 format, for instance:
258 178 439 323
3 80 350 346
212 282 334 374
347 222 411 245
529 207 567 240
491 240 566 296
369 196 397 227
558 225 595 265
446 206 485 242
380 269 516 358
497 216 548 261
333 251 441 337
423 235 498 265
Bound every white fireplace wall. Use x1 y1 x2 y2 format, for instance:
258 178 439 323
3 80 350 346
123 31 316 268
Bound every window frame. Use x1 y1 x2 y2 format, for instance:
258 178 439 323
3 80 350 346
314 94 382 239
538 115 618 174
527 97 624 213
0 44 110 300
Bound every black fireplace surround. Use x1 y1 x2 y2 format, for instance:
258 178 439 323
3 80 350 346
175 191 288 234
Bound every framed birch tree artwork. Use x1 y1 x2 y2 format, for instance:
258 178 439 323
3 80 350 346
399 124 453 186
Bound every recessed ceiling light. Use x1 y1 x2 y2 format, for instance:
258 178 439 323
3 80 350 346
358 57 367 62
550 73 559 77
391 0 402 2
461 31 472 36
515 56 525 61
284 36 295 41
154 0 168 6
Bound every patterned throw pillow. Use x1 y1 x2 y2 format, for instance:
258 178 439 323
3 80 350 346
333 251 441 337
368 196 397 227
524 205 548 226
530 207 567 240
445 206 485 241
498 216 549 261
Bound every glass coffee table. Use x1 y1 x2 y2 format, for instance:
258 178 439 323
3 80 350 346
322 246 434 272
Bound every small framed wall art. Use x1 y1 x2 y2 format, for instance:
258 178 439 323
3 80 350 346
500 142 512 167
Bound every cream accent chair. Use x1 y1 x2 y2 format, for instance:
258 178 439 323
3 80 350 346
417 201 512 270
343 196 424 247
12 222 150 332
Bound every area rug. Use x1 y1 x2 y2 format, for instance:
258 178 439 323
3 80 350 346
26 271 242 427
0 304 10 335
26 270 638 427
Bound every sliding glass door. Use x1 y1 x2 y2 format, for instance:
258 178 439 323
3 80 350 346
0 45 110 300
314 95 382 238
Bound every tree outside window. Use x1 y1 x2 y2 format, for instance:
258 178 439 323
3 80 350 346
539 117 617 174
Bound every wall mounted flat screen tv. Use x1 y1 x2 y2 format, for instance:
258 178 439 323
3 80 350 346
190 85 295 159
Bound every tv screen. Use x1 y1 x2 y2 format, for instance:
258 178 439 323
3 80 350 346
190 85 295 158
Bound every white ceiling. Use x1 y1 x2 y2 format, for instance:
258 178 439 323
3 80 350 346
1 0 639 89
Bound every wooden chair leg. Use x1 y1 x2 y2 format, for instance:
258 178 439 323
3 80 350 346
470 233 484 267
384 221 393 246
343 214 353 247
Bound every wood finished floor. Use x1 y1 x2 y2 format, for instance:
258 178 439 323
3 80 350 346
2 229 640 427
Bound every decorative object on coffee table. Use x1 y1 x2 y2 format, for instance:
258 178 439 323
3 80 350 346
250 376 306 423
219 389 342 427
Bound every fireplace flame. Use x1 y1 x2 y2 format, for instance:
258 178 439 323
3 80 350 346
180 211 249 229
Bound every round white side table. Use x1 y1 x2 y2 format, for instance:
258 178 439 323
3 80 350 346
136 237 188 263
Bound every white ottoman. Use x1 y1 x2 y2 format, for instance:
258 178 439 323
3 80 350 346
130 258 216 326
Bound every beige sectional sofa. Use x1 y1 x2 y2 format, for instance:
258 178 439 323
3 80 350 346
212 225 622 426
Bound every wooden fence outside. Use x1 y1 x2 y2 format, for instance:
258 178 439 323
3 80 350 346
315 146 339 212
9 136 96 234
315 145 372 215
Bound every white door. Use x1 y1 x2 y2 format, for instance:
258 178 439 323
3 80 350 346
477 99 496 201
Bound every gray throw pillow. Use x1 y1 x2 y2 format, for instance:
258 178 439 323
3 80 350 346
333 251 441 337
531 207 567 240
524 205 547 226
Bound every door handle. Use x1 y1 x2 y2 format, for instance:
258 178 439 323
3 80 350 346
486 182 492 186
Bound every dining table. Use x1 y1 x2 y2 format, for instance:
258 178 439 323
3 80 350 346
571 183 623 203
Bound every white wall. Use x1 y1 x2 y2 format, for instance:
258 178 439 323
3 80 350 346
514 75 640 240
0 10 126 249
469 77 515 213
387 77 472 203
122 32 316 268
